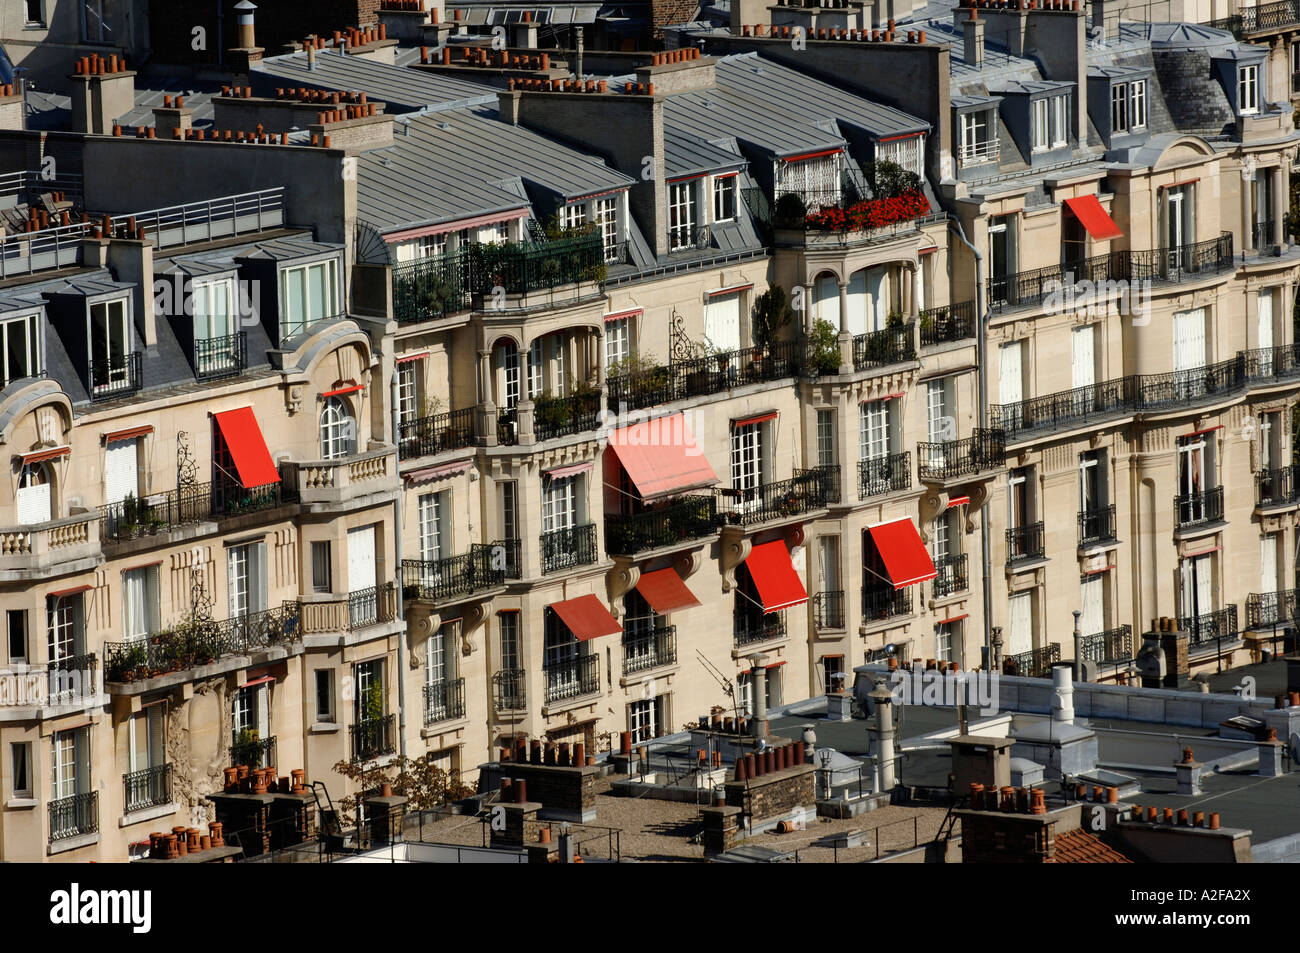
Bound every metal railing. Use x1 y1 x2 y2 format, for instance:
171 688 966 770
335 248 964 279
1244 343 1300 383
734 614 788 647
919 300 976 346
492 669 526 711
852 323 916 370
813 591 845 629
1174 486 1224 529
916 429 1006 481
230 734 276 769
497 407 518 445
90 351 143 402
1138 358 1245 411
103 601 302 683
858 451 912 499
45 652 97 705
402 547 506 603
1078 504 1117 546
49 792 98 842
423 677 466 726
194 332 247 381
605 339 805 412
1210 0 1300 34
958 138 1000 163
931 553 968 598
133 188 285 250
1003 643 1060 677
1078 625 1134 664
992 376 1136 438
348 583 396 629
1246 590 1296 628
211 479 285 518
123 763 173 813
604 495 721 556
801 464 841 504
489 538 522 579
350 714 397 762
862 586 913 621
1257 464 1300 507
397 406 476 459
622 626 677 675
0 219 94 279
99 483 214 542
474 230 607 294
534 390 602 441
714 470 829 526
1006 521 1045 563
392 248 472 323
543 654 599 703
540 522 599 574
668 224 712 253
1179 606 1239 648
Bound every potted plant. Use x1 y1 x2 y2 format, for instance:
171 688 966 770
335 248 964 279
751 286 794 375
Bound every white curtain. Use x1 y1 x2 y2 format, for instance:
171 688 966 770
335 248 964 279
1006 591 1033 656
1080 575 1105 635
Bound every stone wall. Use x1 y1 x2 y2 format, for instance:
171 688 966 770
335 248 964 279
723 763 816 827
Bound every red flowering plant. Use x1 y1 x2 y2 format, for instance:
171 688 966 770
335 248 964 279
805 189 931 232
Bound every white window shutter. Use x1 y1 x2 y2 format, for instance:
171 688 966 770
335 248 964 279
1071 325 1096 389
999 342 1023 405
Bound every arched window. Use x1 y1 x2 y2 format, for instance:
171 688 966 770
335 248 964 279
319 397 356 460
16 462 51 524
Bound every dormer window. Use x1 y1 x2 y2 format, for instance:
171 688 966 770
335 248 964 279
713 175 737 223
193 277 243 380
280 258 340 339
1032 95 1069 152
0 313 40 386
1238 65 1259 115
958 110 998 163
1111 81 1147 133
90 298 133 398
668 180 698 251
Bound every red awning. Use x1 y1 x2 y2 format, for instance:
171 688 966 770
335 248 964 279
607 413 719 502
867 518 937 588
20 446 69 465
545 461 594 481
1063 195 1123 241
635 567 701 614
105 425 153 443
733 411 777 428
549 594 622 642
405 459 473 485
745 540 808 613
322 382 364 398
213 407 281 488
48 584 92 598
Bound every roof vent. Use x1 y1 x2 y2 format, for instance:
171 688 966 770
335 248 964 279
437 121 451 130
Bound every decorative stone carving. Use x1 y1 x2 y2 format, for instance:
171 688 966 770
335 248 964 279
285 382 305 416
963 482 990 534
719 525 751 593
169 678 230 816
461 604 487 656
783 523 806 550
607 557 640 620
917 488 948 542
673 549 703 580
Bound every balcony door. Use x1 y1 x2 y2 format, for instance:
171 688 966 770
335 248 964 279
1177 435 1210 506
1179 554 1214 621
90 298 131 395
1258 290 1275 374
16 462 51 525
123 566 160 642
1071 324 1097 390
1172 308 1206 374
1165 185 1194 267
227 541 267 620
51 727 88 800
354 658 385 724
128 703 166 776
998 340 1023 406
1261 535 1279 594
1080 574 1105 637
347 525 377 599
730 422 764 498
705 290 742 354
104 437 139 507
47 594 84 663
1006 590 1033 658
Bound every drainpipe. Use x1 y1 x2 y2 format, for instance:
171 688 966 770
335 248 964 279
391 368 408 760
949 215 993 669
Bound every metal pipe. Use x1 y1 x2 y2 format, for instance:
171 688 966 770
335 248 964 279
948 215 993 668
391 366 408 760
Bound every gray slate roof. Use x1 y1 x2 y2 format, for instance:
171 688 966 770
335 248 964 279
664 126 745 178
252 50 499 112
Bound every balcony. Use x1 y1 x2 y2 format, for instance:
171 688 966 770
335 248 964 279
49 791 98 842
802 464 841 504
0 511 100 578
765 187 937 248
958 138 999 164
392 249 472 323
1210 1 1300 36
347 583 398 629
920 301 976 347
604 495 722 557
281 447 398 507
497 407 517 445
211 478 286 518
103 602 302 684
0 653 97 710
931 553 968 598
541 522 599 575
852 323 916 371
813 591 845 629
492 668 526 712
123 763 173 814
1246 590 1295 628
397 406 476 459
1003 643 1060 678
1078 505 1117 547
1245 344 1300 385
90 351 143 402
1006 522 1045 564
1256 465 1300 508
544 654 600 704
858 451 912 499
193 332 247 382
99 484 213 544
1179 606 1239 649
423 677 466 726
605 339 805 413
230 733 276 770
351 714 397 762
402 546 507 604
916 429 1006 483
1078 625 1134 665
862 586 913 622
1137 359 1245 412
1175 486 1224 530
534 390 602 442
734 613 787 648
622 626 678 675
715 470 829 527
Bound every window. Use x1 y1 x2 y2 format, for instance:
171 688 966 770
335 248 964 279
426 621 457 720
227 541 267 619
876 135 925 176
81 0 111 41
396 359 422 425
127 701 166 785
605 316 630 370
1131 80 1147 129
90 298 131 395
395 234 446 262
817 409 836 468
958 110 997 162
668 180 696 251
998 340 1024 405
192 277 235 345
7 609 26 663
16 462 51 525
1172 307 1206 373
1260 410 1281 471
232 683 271 766
821 655 845 693
1051 95 1068 147
544 608 581 693
499 340 520 409
1006 590 1034 657
1032 97 1049 152
1079 450 1107 515
10 743 31 798
499 480 518 542
776 154 839 199
354 658 385 723
629 696 668 744
713 175 737 222
1080 573 1107 635
311 541 332 593
1008 466 1034 531
936 620 958 663
527 338 543 399
24 0 43 26
1071 324 1097 390
542 475 579 534
319 396 356 459
730 420 765 495
1293 43 1300 93
315 669 335 722
1177 433 1215 510
51 727 88 802
560 202 587 231
1262 533 1280 594
1165 185 1194 257
859 399 892 461
418 491 450 562
499 611 520 671
104 436 140 507
279 258 339 337
1111 83 1129 133
123 565 160 640
592 197 620 262
0 313 41 385
1238 64 1259 115
1180 553 1215 620
47 594 83 662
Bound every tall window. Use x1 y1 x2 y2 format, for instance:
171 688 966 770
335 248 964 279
396 359 422 425
1165 185 1195 258
123 565 160 640
311 540 332 593
1177 433 1215 514
51 727 88 803
319 396 356 459
499 340 520 409
542 475 579 533
16 462 51 525
730 421 764 494
527 338 544 399
592 197 620 262
25 0 43 26
47 594 84 662
7 609 27 664
90 298 131 395
499 480 518 542
1238 65 1259 115
668 181 696 251
315 669 335 722
227 541 267 619
499 611 520 671
544 608 580 691
126 702 167 801
418 491 450 562
859 400 892 461
10 742 31 798
713 175 737 222
193 278 235 344
426 621 457 717
936 620 958 663
605 316 630 370
876 134 925 175
0 313 40 385
629 697 667 744
1050 94 1068 147
817 409 836 468
354 658 385 723
1079 450 1107 515
560 202 587 231
1032 97 1049 152
1008 466 1034 532
958 110 996 161
1111 83 1129 132
279 258 339 337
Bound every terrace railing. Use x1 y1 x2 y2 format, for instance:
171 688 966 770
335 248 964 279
1078 625 1134 664
397 406 476 459
1003 643 1060 677
541 523 598 575
604 495 722 556
919 300 976 346
858 451 912 499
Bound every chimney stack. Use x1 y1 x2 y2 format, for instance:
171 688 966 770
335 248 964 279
963 8 984 67
1051 664 1074 724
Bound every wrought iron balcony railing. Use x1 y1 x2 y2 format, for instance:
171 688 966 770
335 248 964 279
212 478 285 518
402 546 506 603
541 522 599 575
99 484 214 543
351 714 396 762
1246 590 1295 628
49 791 98 842
492 668 526 712
734 613 787 647
858 451 912 499
497 407 518 446
1078 625 1134 664
852 323 915 370
931 553 968 598
715 470 829 526
397 406 476 459
1244 343 1300 383
1210 0 1300 35
1078 504 1117 546
1256 464 1300 508
862 586 913 621
813 591 845 629
622 626 677 675
534 390 603 441
123 763 173 813
46 652 97 705
1003 643 1060 678
1174 486 1224 529
347 582 396 629
543 654 599 703
423 677 466 726
90 351 143 402
799 464 841 504
604 495 722 557
1006 521 1045 563
1179 606 1239 648
605 339 805 413
919 300 976 346
917 429 1006 482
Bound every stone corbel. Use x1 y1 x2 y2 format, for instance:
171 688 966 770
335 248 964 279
285 382 305 416
962 482 990 535
719 525 751 593
917 488 948 543
607 557 640 620
406 605 436 668
783 523 806 550
673 549 703 580
461 603 488 656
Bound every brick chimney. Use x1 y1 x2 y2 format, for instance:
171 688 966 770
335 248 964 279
153 95 194 139
70 55 136 135
227 0 266 74
106 233 157 347
634 49 716 95
0 83 22 131
962 8 984 67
